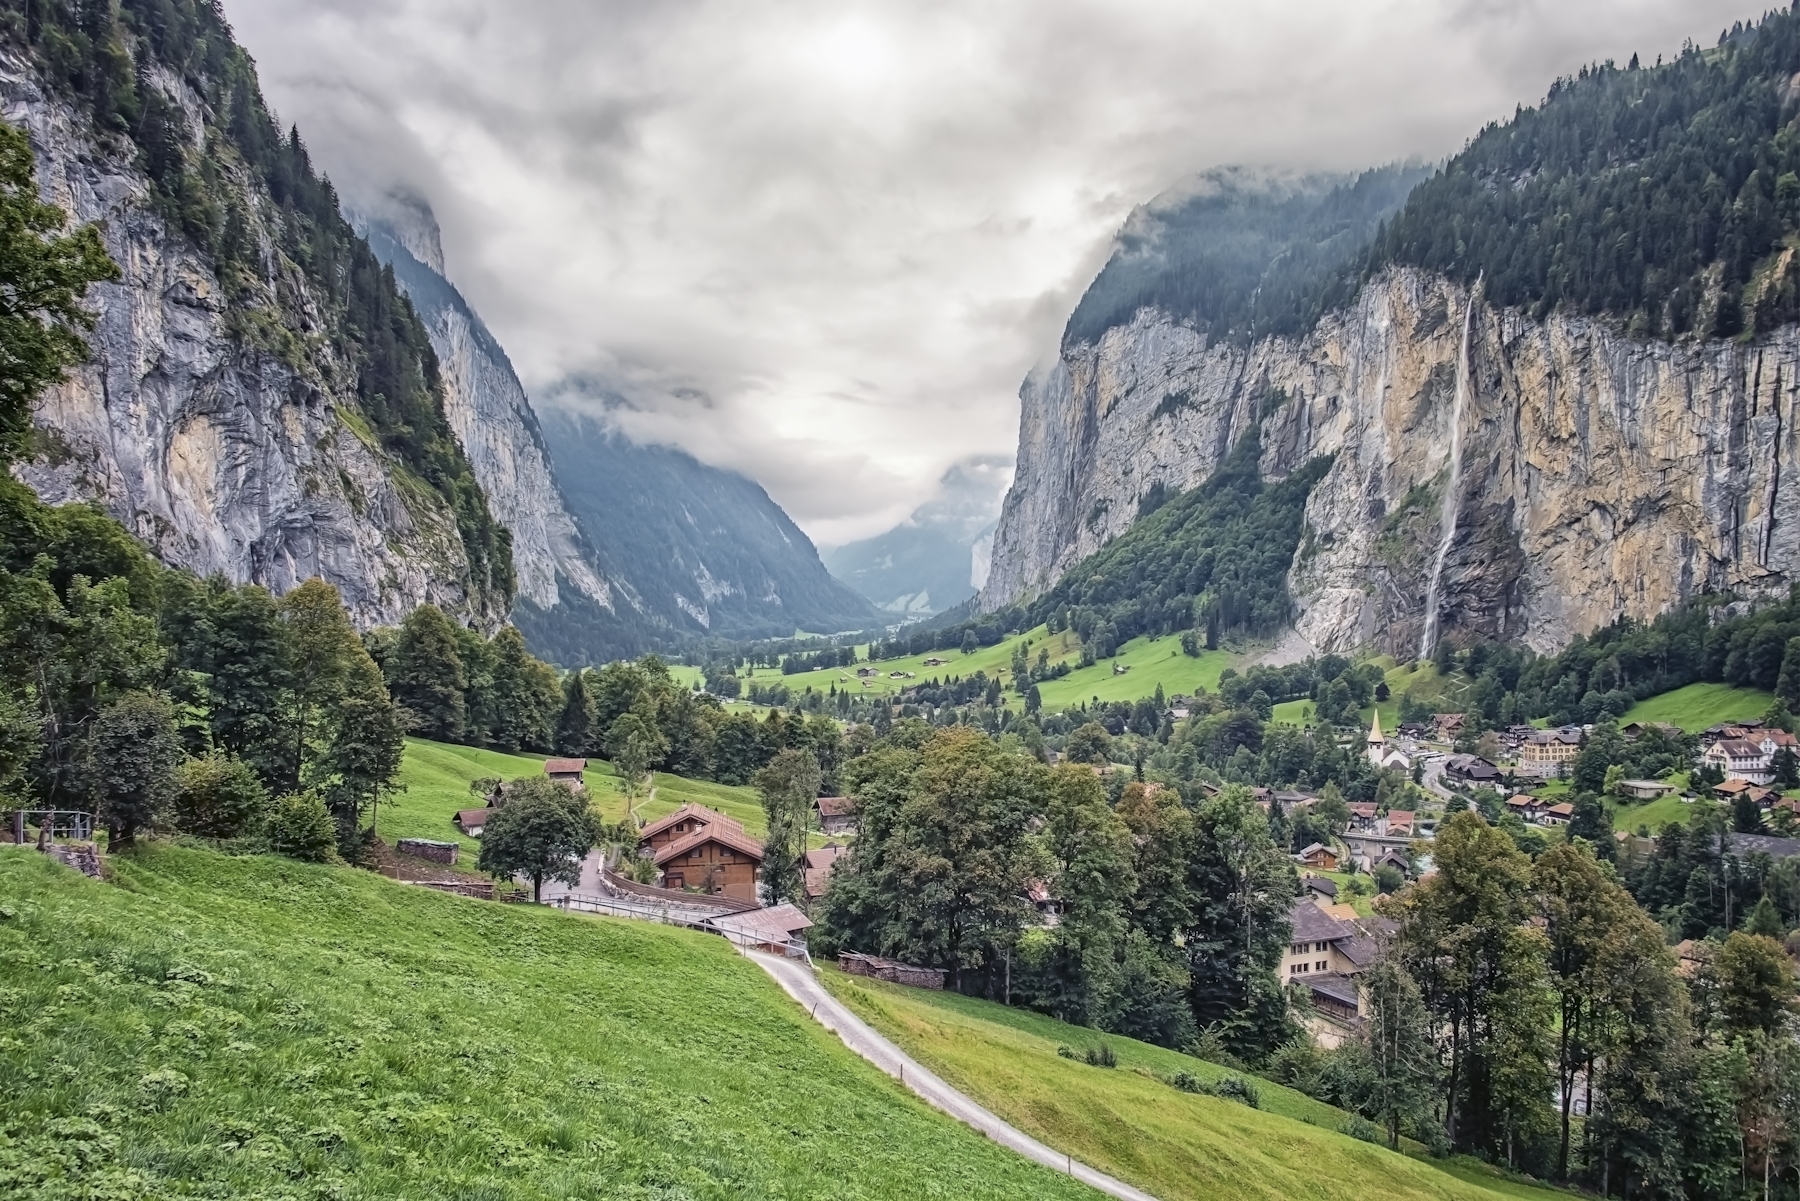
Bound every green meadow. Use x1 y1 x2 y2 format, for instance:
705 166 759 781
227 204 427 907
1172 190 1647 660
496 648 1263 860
823 969 1574 1201
0 846 1097 1200
1618 682 1776 732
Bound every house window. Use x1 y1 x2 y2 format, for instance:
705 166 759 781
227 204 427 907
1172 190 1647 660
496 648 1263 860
1316 960 1327 972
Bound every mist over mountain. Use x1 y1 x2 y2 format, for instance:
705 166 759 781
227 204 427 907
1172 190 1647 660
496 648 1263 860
821 459 1010 615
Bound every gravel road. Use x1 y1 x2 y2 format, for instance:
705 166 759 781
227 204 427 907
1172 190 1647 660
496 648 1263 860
746 951 1160 1201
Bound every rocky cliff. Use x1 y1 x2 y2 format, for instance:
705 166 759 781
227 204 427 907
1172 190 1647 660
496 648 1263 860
358 204 611 614
985 268 1800 656
0 45 505 628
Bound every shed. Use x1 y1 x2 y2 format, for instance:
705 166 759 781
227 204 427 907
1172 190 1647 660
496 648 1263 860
839 951 946 990
455 808 495 837
543 758 588 791
815 795 858 835
1618 779 1671 801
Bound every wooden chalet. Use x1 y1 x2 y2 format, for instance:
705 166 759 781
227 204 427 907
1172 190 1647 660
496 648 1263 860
1297 842 1341 870
543 758 588 791
455 808 495 837
803 843 847 902
815 795 858 835
638 803 765 901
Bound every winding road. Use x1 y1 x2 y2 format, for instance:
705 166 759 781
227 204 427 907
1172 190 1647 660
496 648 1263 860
746 951 1159 1201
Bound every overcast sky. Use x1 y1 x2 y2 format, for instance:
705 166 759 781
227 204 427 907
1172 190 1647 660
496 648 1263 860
222 0 1752 547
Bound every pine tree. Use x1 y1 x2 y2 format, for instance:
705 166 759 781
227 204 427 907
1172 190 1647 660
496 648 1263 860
557 668 599 756
387 604 467 742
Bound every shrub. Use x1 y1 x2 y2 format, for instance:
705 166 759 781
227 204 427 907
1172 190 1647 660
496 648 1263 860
1170 1070 1204 1093
1212 1075 1259 1108
1056 1045 1077 1060
1339 1115 1381 1144
170 754 268 838
264 791 338 863
1083 1044 1117 1068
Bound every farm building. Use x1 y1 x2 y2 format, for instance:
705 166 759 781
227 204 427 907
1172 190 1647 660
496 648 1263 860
815 795 857 835
455 808 494 837
639 804 765 901
543 758 588 790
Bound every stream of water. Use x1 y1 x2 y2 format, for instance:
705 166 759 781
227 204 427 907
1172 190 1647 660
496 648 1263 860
1418 288 1477 660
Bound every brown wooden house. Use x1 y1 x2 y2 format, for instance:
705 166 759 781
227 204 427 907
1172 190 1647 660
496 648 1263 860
815 795 857 835
543 758 588 791
638 804 764 901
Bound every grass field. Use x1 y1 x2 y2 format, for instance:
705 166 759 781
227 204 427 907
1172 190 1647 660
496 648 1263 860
390 739 773 850
823 970 1571 1201
1619 682 1776 732
1034 634 1236 712
1608 792 1712 834
0 846 1097 1200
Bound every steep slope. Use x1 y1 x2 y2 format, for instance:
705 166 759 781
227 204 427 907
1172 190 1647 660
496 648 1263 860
526 407 877 663
0 845 1099 1200
984 21 1800 657
357 200 612 615
822 461 1005 615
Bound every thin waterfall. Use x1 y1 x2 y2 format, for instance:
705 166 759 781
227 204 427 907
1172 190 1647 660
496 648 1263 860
1419 287 1478 660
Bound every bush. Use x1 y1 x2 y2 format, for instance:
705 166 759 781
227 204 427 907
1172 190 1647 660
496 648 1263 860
1339 1115 1382 1144
1212 1075 1259 1108
1083 1044 1117 1068
1056 1045 1077 1060
264 791 338 863
1170 1070 1204 1093
170 754 268 838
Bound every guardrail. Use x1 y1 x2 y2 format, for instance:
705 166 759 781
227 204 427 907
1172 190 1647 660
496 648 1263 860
551 891 812 965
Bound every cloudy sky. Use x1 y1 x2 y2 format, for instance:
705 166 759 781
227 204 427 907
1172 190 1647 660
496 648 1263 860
223 0 1751 546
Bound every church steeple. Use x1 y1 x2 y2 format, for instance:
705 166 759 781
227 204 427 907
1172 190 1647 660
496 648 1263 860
1367 710 1384 745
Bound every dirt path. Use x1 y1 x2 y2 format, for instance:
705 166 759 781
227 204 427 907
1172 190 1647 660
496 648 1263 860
746 951 1160 1201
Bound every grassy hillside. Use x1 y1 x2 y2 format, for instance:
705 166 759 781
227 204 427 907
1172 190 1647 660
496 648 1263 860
0 846 1098 1200
389 739 773 854
1619 683 1775 733
823 969 1571 1201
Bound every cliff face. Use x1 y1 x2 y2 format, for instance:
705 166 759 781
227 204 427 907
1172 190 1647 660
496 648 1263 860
360 211 612 614
1 55 500 629
984 268 1800 655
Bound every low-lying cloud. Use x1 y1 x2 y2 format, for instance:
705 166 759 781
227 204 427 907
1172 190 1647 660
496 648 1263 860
221 0 1753 544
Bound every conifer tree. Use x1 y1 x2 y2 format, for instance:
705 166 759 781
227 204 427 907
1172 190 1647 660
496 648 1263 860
557 668 599 756
387 604 466 742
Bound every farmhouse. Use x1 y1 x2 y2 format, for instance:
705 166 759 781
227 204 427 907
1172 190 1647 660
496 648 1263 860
1540 802 1575 827
1296 843 1340 870
1434 713 1466 739
638 804 765 901
1383 811 1415 836
1506 794 1542 821
803 843 847 902
1444 754 1502 785
543 758 588 790
1518 729 1583 776
454 808 494 837
815 795 858 835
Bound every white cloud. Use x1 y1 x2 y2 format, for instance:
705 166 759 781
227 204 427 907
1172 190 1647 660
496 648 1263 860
221 0 1752 544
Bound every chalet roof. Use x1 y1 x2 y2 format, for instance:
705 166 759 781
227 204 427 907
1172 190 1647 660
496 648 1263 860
1506 795 1538 808
803 844 847 871
1297 842 1331 858
1715 778 1754 795
711 903 813 942
1385 811 1415 830
1445 754 1501 778
650 822 766 867
543 758 587 775
1339 933 1380 969
804 867 834 898
1713 739 1767 758
815 796 856 818
1290 897 1354 944
1348 803 1378 817
456 808 494 828
1302 875 1339 898
1544 803 1575 817
1526 729 1583 746
639 803 745 843
1765 730 1799 747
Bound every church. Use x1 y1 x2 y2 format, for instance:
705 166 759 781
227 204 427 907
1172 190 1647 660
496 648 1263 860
1366 712 1412 772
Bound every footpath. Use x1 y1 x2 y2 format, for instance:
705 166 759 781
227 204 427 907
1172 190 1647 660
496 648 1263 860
746 951 1159 1201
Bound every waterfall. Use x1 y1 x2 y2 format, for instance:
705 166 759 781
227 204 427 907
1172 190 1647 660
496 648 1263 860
1419 288 1478 660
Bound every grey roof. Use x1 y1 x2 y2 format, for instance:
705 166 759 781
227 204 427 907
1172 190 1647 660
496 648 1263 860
1307 973 1360 1008
1727 832 1800 860
1289 898 1354 944
1339 934 1380 969
1302 876 1339 898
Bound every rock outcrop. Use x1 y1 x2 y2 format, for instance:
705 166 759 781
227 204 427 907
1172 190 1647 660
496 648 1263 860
984 268 1800 656
359 207 612 614
2 55 499 629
